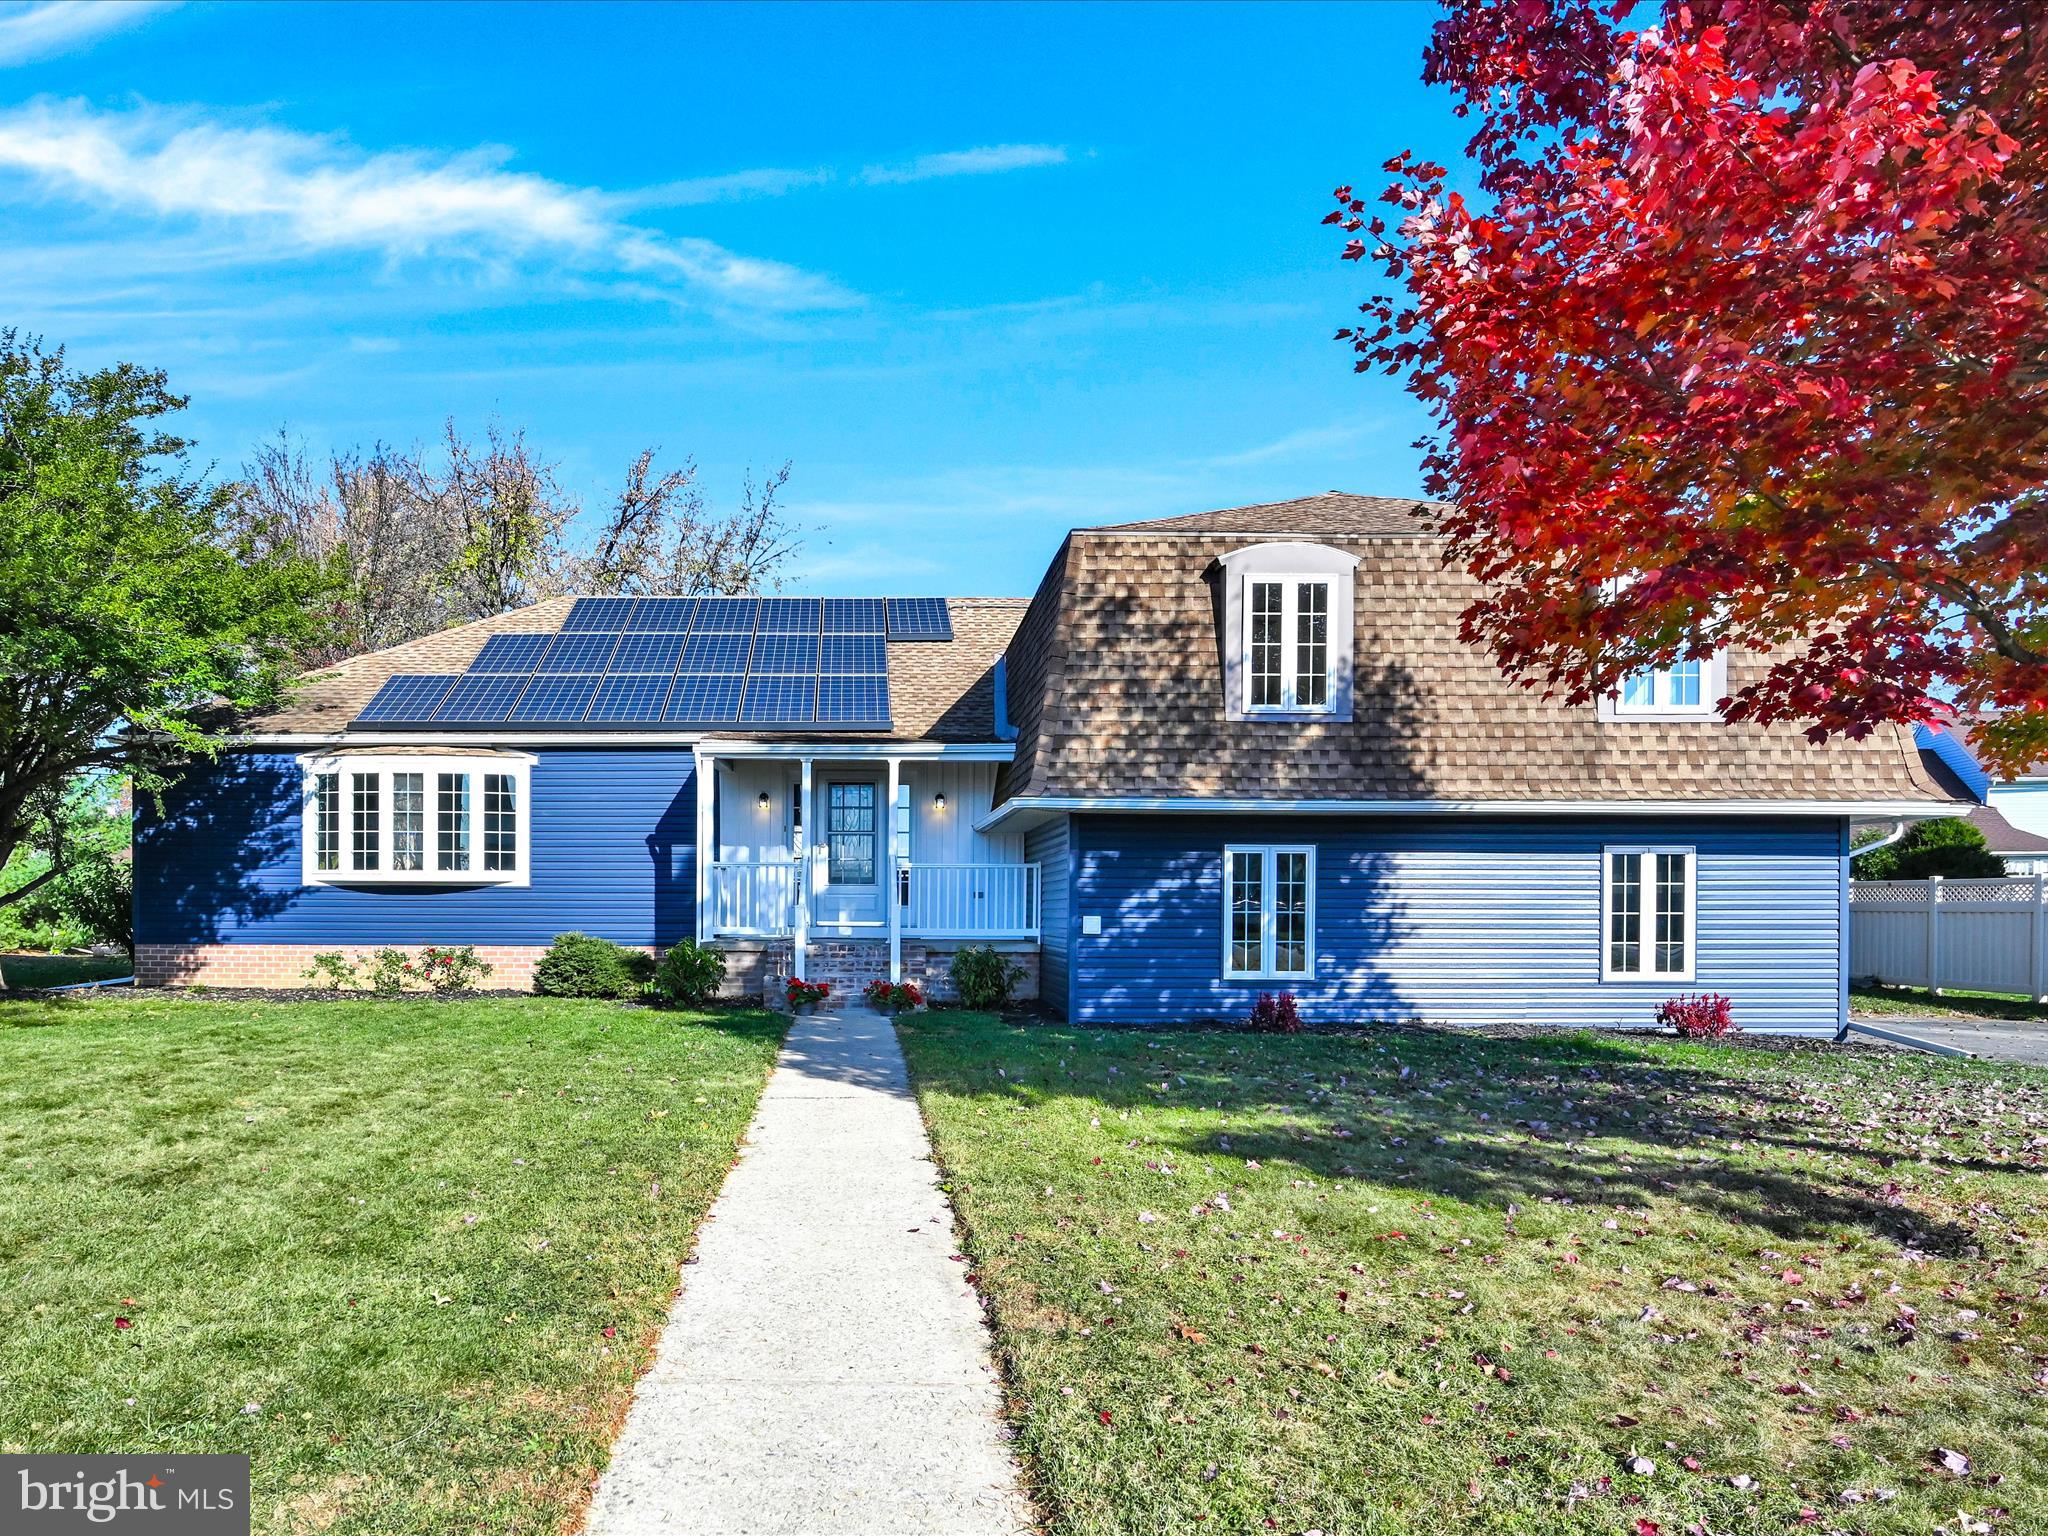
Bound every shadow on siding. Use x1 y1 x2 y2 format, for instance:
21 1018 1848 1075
134 756 304 942
647 777 697 948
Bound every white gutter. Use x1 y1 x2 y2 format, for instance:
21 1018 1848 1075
1848 820 1909 861
694 740 1014 761
235 732 1013 759
977 795 1967 833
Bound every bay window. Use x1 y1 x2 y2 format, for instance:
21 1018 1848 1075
1223 844 1316 980
300 753 532 886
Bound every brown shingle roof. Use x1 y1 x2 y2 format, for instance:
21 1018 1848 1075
1092 491 1443 537
243 597 1026 743
999 525 1947 805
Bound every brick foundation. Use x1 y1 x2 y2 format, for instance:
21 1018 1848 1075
136 936 1040 1004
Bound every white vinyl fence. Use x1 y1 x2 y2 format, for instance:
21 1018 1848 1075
1850 876 2048 1000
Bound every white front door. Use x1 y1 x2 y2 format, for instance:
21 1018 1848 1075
814 776 884 926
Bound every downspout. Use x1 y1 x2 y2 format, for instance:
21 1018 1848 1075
1849 820 1908 863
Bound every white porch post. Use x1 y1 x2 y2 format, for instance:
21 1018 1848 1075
694 754 715 943
794 757 813 982
887 757 903 984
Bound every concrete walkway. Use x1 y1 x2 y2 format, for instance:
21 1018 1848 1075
1848 1014 2048 1066
584 1005 1033 1536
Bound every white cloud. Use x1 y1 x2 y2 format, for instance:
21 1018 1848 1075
0 98 856 310
859 143 1067 186
610 165 831 210
0 0 171 66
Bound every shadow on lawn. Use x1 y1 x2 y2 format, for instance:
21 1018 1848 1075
910 1018 1989 1257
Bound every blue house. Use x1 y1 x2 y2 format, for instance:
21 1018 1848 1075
134 493 1957 1029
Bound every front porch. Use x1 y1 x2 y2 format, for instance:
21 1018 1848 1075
692 742 1038 988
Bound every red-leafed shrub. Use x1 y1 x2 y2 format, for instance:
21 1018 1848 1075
1657 993 1737 1040
1247 991 1303 1034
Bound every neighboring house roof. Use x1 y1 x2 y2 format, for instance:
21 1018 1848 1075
1092 491 1441 537
1915 741 2048 856
242 596 1029 743
998 502 1952 806
1960 716 2048 781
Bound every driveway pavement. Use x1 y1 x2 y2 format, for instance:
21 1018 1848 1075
583 1004 1032 1536
1847 1015 2048 1067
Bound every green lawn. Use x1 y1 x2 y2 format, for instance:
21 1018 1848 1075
0 993 783 1534
899 1012 2048 1536
1 951 134 989
1850 982 2048 1022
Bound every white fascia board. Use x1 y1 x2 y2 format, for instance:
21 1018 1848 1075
975 794 1968 832
237 732 706 748
694 740 1014 761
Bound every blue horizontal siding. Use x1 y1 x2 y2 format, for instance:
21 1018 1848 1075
1070 814 1847 1031
1025 816 1073 1018
134 750 696 948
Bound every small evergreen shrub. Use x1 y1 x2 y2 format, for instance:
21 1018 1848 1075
1247 991 1303 1033
533 933 648 999
948 945 1027 1009
302 951 360 990
419 945 491 993
651 939 727 1007
1657 992 1737 1040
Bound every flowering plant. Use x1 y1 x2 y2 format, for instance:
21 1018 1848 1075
786 978 831 1009
863 979 924 1012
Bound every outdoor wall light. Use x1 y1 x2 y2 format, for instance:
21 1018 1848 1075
933 791 947 811
757 791 772 814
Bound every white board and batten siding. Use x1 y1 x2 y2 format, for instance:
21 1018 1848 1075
1850 876 2048 1001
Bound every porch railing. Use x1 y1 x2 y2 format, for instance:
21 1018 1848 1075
705 859 1039 940
707 859 800 937
901 862 1040 939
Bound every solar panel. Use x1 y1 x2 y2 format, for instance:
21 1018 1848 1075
681 631 752 672
539 632 620 673
819 633 888 673
511 674 600 721
356 674 458 721
624 597 695 632
822 597 886 633
433 673 528 722
469 633 553 673
561 596 638 631
608 633 688 674
586 673 674 721
886 597 952 641
690 596 759 632
667 674 743 722
816 674 891 724
757 596 820 632
750 632 818 673
741 673 816 723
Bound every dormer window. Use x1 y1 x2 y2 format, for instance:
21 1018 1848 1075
1246 578 1333 712
1217 542 1358 724
1601 651 1726 721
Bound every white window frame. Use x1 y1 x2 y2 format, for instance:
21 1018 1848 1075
1242 576 1336 715
298 752 534 887
1221 843 1317 981
1599 650 1727 721
1601 844 1696 981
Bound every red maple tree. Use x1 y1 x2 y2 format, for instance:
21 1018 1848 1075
1331 0 2047 774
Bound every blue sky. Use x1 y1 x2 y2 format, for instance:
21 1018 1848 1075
1 0 1461 595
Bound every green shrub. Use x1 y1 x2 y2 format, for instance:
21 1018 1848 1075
651 940 726 1007
303 951 360 989
947 945 1027 1009
366 947 415 994
419 945 492 993
532 932 649 999
1855 818 2006 880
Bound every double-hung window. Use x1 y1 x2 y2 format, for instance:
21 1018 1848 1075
1244 579 1333 713
1603 845 1695 980
1223 844 1316 980
301 753 532 886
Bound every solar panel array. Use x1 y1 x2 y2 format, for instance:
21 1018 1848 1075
349 593 948 730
